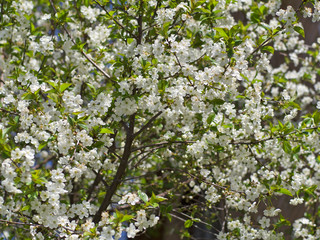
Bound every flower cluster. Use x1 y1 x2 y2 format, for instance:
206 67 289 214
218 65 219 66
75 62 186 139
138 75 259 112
1 0 320 239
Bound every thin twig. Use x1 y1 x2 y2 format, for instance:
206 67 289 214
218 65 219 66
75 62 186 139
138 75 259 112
132 140 194 152
170 213 218 237
33 154 56 169
134 110 163 138
172 210 221 232
132 148 157 169
0 218 41 227
248 22 285 59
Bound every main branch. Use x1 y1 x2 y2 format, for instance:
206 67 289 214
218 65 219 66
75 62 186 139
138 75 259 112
93 113 135 223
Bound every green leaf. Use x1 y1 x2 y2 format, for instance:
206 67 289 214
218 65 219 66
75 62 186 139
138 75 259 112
121 215 134 222
184 219 194 228
47 81 57 89
278 188 293 197
149 192 167 207
22 92 35 100
305 185 317 198
38 142 47 151
261 45 274 54
162 22 171 37
278 120 283 128
234 39 243 47
2 127 11 138
59 83 72 92
138 190 148 203
86 82 96 92
259 5 268 15
198 7 211 14
154 195 167 202
275 214 291 229
206 113 216 124
214 28 228 39
236 95 246 99
150 192 167 202
92 141 104 148
31 170 48 185
30 22 35 34
212 98 225 105
227 48 234 58
294 26 305 38
313 111 320 125
282 141 291 154
78 123 88 131
250 12 260 23
292 145 300 154
21 205 30 211
114 209 124 224
193 218 200 223
67 116 76 127
166 213 172 222
83 0 90 6
286 101 301 110
148 202 159 208
166 205 172 212
182 230 191 238
222 124 233 129
100 128 114 134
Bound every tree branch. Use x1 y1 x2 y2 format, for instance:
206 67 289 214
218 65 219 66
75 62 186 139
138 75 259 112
137 0 144 45
93 113 136 223
86 169 104 201
131 147 158 169
133 110 163 138
247 23 285 59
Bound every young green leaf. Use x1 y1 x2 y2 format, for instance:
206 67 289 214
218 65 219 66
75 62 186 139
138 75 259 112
100 128 114 134
138 190 148 203
184 219 194 228
60 83 72 93
294 26 305 38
